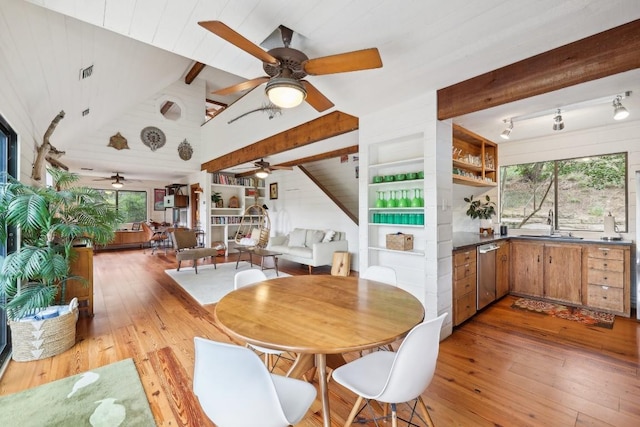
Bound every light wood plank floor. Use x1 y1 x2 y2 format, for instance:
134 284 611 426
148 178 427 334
1 249 639 426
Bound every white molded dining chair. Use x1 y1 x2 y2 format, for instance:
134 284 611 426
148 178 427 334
332 313 448 427
193 337 316 427
234 269 290 371
361 265 397 286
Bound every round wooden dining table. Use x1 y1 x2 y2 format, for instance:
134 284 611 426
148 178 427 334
214 275 425 427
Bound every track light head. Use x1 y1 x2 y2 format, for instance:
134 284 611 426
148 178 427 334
500 120 513 140
553 109 564 131
613 96 629 120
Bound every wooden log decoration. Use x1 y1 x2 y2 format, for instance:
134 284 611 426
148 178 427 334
32 110 66 181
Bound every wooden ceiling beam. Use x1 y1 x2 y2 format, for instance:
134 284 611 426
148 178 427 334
185 62 206 85
275 145 359 168
160 101 174 115
437 19 640 119
201 111 359 173
233 145 359 178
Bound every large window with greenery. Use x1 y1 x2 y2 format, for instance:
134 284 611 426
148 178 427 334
97 190 147 225
500 153 627 232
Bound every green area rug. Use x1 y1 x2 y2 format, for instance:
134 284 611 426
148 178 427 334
511 297 615 329
0 358 156 426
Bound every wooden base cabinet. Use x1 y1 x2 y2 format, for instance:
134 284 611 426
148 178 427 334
66 247 94 317
495 241 510 299
453 248 477 326
510 240 582 305
544 243 582 305
510 241 544 298
584 244 629 316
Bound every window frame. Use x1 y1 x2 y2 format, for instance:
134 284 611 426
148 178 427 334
499 152 628 233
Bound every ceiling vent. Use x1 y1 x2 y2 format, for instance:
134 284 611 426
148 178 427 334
79 65 93 80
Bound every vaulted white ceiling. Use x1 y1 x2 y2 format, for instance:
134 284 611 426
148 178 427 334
2 0 639 182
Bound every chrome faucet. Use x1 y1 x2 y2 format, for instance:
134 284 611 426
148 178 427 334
547 209 554 234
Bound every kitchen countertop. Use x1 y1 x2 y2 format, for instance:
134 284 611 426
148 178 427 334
453 232 634 251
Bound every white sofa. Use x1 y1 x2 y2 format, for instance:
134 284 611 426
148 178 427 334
268 228 348 273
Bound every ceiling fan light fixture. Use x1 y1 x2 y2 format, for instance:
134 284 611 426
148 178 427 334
255 168 269 179
613 96 629 120
112 181 123 189
552 109 564 131
266 77 306 108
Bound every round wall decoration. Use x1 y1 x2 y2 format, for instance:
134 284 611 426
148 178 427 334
140 126 166 151
177 139 193 161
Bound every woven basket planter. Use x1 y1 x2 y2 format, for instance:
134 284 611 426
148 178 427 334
9 307 78 362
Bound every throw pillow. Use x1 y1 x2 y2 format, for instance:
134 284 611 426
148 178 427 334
322 230 336 242
250 228 261 240
288 228 307 247
305 230 325 247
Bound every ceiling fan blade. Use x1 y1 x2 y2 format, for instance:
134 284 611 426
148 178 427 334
270 165 293 170
303 48 382 75
213 76 270 96
198 21 278 65
301 80 334 112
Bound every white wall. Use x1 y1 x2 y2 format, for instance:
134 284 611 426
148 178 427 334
359 91 454 337
266 168 360 271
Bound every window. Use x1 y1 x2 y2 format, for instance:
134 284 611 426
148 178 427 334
97 189 147 225
0 114 17 375
500 153 627 232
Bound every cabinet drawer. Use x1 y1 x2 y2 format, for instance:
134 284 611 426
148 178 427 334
454 262 476 281
587 257 624 273
587 246 624 261
588 269 624 288
587 284 623 312
453 275 476 296
454 289 477 326
454 250 476 265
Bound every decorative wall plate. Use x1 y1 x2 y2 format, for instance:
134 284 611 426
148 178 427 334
108 132 129 150
177 139 193 160
140 126 166 151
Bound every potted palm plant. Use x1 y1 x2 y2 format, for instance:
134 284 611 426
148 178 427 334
0 168 122 361
464 194 496 234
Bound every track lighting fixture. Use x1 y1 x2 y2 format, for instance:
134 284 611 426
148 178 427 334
552 109 564 131
499 91 631 139
500 120 513 140
613 95 629 120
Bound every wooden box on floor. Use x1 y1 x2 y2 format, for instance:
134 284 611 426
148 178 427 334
331 251 351 276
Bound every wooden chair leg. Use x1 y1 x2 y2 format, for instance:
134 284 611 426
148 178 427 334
416 396 435 427
391 403 398 427
308 265 312 274
177 260 182 271
343 395 363 427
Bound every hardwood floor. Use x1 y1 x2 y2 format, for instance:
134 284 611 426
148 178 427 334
1 249 639 426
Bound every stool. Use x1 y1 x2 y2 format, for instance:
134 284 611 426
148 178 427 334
331 251 351 277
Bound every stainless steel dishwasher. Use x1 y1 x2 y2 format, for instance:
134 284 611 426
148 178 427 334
477 243 499 310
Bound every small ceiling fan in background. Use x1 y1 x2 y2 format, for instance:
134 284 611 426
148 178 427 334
232 159 293 178
198 20 383 111
93 172 139 188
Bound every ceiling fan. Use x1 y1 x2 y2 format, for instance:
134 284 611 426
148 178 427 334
93 172 137 188
233 159 293 178
198 21 383 112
